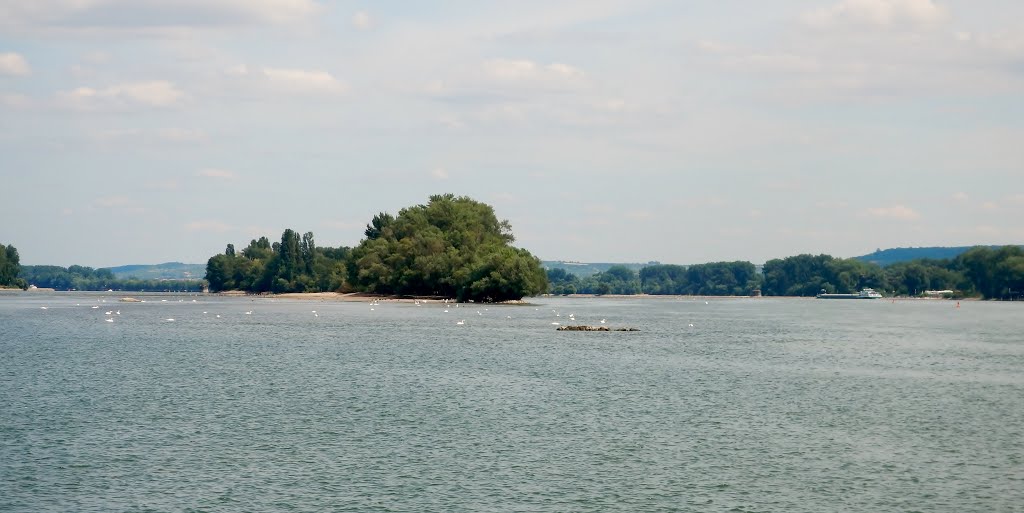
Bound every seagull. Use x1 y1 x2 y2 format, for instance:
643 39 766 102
91 306 99 309
215 314 221 318
245 311 252 315
600 319 606 324
165 318 175 322
105 318 114 322
689 323 695 327
115 311 120 315
456 320 465 325
40 306 48 310
443 309 449 313
105 311 113 315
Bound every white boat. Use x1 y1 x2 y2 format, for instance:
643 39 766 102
817 288 883 299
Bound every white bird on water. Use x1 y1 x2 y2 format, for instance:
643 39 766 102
105 318 114 322
165 318 175 322
40 306 48 310
456 320 465 325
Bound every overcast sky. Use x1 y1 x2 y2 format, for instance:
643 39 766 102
1 0 1022 267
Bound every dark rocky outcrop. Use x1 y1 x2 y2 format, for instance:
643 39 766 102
556 325 639 332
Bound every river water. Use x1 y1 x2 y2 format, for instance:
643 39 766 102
1 292 1021 512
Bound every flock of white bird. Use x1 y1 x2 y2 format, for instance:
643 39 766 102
36 296 710 328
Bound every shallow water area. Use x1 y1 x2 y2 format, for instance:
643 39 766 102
2 292 1022 512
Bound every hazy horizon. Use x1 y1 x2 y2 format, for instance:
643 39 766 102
2 1 1022 268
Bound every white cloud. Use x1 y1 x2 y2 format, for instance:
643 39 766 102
483 59 585 83
198 168 237 180
865 205 921 220
57 80 185 111
352 10 371 30
951 192 969 202
803 0 949 29
227 65 346 94
431 167 449 180
0 52 30 76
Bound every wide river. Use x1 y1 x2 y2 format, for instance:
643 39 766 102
1 292 1021 512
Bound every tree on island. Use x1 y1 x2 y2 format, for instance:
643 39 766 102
206 232 349 293
0 243 28 289
346 194 548 302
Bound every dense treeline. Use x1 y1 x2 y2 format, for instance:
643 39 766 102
545 246 1023 300
640 262 760 295
761 254 885 296
205 195 548 301
548 261 760 296
205 231 349 293
19 265 204 292
1 243 27 289
346 194 548 301
547 265 640 295
764 247 1024 299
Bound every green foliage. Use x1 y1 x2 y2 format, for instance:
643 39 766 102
206 230 350 293
639 261 761 296
564 265 641 295
759 246 1022 299
346 194 547 301
0 243 28 289
952 246 1024 299
857 245 1014 267
762 254 884 296
19 264 201 291
546 267 580 295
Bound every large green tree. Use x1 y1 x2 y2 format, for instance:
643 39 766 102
347 194 547 301
0 243 27 289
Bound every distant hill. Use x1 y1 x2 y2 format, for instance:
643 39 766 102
103 262 206 280
541 260 661 277
854 246 1015 267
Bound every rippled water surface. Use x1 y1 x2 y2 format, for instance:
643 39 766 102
2 292 1022 512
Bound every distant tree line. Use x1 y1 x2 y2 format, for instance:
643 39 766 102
205 195 548 301
545 246 1024 300
760 247 1023 299
19 264 203 292
1 243 27 289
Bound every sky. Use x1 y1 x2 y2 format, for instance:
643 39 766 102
1 0 1022 268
